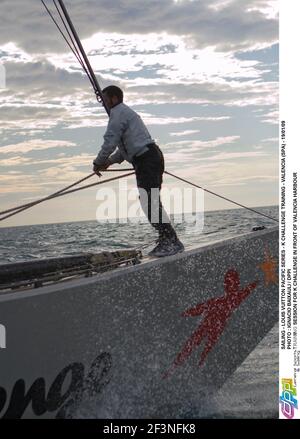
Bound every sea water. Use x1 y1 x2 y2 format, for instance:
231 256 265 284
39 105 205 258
0 205 278 264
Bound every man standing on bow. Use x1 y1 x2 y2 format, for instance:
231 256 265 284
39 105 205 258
93 85 184 257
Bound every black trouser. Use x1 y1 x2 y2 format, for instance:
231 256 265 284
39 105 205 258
132 143 177 240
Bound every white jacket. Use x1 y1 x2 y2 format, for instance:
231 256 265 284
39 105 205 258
94 103 154 165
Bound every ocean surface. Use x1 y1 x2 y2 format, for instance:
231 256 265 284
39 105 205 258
0 205 278 264
0 205 279 418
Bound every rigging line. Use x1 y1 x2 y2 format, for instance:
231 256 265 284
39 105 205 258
52 0 98 91
0 172 135 223
1 168 278 223
40 0 96 89
41 172 134 197
40 0 84 69
53 0 130 165
0 172 96 216
52 0 89 68
0 169 134 217
165 171 278 223
99 168 134 172
56 0 109 114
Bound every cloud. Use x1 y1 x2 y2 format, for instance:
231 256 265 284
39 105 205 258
139 114 231 126
0 58 113 135
0 24 277 138
0 139 76 155
0 102 108 134
0 58 110 134
162 136 241 166
0 173 43 194
2 59 92 99
164 135 240 151
127 79 278 108
259 109 278 124
165 149 278 188
0 153 95 168
0 0 278 221
203 150 268 160
0 0 278 54
0 104 67 133
0 156 32 166
262 137 278 142
170 130 201 137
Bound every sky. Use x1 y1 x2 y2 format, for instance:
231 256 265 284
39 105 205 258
0 0 278 227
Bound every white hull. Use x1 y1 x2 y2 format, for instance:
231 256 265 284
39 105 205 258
0 227 278 418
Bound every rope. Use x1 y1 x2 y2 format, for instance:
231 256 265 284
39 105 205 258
55 0 110 114
1 168 278 223
0 169 133 217
0 172 96 216
41 1 86 72
35 171 135 198
0 172 135 222
165 171 278 223
52 0 88 69
40 0 100 100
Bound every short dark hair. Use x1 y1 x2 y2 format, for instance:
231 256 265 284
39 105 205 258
102 85 123 102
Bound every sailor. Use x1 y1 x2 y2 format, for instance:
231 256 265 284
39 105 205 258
93 85 184 257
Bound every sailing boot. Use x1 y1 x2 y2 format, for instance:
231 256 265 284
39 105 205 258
148 231 185 258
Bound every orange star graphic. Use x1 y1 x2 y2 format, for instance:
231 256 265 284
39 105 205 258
259 247 278 286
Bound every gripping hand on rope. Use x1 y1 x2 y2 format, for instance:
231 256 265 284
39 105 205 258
93 160 111 176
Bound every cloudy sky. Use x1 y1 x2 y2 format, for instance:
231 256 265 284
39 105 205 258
0 0 278 227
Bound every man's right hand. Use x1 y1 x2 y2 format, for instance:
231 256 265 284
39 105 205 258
93 160 111 176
